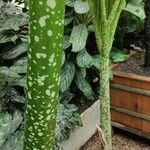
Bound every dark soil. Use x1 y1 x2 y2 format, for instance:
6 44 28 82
80 128 150 150
76 100 95 114
113 51 150 77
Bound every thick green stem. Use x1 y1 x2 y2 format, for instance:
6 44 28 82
100 52 111 150
88 1 126 149
24 0 65 150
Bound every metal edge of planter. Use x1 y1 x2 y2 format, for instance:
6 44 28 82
60 100 100 150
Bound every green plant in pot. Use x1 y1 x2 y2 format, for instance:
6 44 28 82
24 0 65 149
88 0 126 149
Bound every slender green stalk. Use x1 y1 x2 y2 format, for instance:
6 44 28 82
24 0 65 149
88 1 126 149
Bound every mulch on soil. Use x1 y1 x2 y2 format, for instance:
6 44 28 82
80 129 150 150
113 51 150 77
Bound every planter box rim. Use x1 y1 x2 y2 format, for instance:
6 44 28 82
113 71 150 82
60 100 100 150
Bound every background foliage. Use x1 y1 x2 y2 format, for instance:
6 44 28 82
0 0 145 149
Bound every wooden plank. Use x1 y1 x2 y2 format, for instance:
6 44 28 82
113 72 150 83
111 110 130 127
130 79 142 89
142 95 150 115
112 121 150 140
112 76 130 86
111 83 150 97
130 116 141 131
110 88 120 107
111 106 150 121
130 93 142 113
142 120 150 134
111 89 130 109
111 77 130 110
142 82 150 91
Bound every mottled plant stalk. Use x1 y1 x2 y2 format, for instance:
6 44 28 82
24 0 65 150
88 0 126 149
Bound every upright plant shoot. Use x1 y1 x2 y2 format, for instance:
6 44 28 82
24 0 65 149
88 1 126 149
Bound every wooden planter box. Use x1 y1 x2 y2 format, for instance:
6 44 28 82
111 71 150 139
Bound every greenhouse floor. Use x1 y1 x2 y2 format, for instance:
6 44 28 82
80 128 150 150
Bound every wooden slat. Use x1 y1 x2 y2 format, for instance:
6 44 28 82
130 116 141 131
111 106 150 121
142 82 150 90
111 110 130 127
113 72 150 83
142 95 150 115
111 83 150 97
142 120 150 134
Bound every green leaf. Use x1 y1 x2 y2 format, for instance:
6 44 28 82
1 131 23 150
78 67 86 78
60 62 76 92
6 88 25 103
110 51 129 63
56 103 81 143
0 33 15 44
65 0 75 7
0 113 12 147
11 77 27 88
59 90 74 103
0 81 7 98
92 55 100 70
64 16 74 26
10 112 23 134
14 57 27 66
70 24 88 52
63 35 71 50
61 51 66 66
2 43 28 60
0 13 29 31
74 0 89 14
124 0 145 20
0 67 21 78
77 49 93 68
10 65 27 74
75 71 93 99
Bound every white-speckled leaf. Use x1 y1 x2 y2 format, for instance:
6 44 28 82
60 61 75 92
70 24 88 52
77 49 93 68
74 0 89 14
0 113 12 147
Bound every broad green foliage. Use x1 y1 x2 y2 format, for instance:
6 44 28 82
56 103 81 147
74 0 89 14
125 0 145 20
110 51 129 63
0 112 23 148
70 24 88 52
60 62 76 93
77 49 93 68
0 0 145 149
115 0 145 48
0 1 80 149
